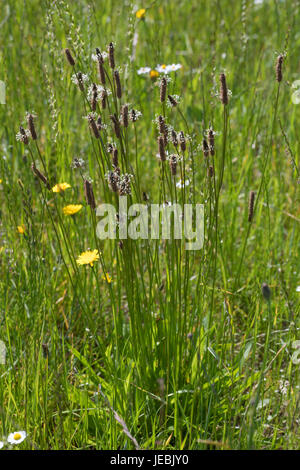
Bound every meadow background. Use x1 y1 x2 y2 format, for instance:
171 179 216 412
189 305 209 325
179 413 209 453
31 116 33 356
0 0 299 450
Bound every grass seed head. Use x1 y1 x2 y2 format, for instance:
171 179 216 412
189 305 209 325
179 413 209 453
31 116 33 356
121 104 129 128
114 70 122 99
220 72 228 105
160 77 167 102
276 54 283 82
27 113 37 140
108 42 115 69
202 138 209 158
31 163 50 190
84 179 96 209
110 114 121 139
169 154 177 175
158 136 166 161
179 131 186 152
262 283 271 301
64 48 75 66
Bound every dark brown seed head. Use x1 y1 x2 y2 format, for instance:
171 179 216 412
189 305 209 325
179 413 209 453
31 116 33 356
118 174 132 196
121 104 129 128
27 113 37 140
169 154 177 176
160 77 167 103
163 124 169 146
101 90 107 109
95 48 103 63
262 283 271 301
248 191 255 222
107 171 120 192
65 48 75 66
96 116 102 130
87 114 100 139
91 91 98 112
171 129 178 147
158 115 165 134
220 73 228 105
168 94 178 107
276 54 283 82
95 49 106 85
158 136 166 161
208 128 215 156
112 147 119 167
179 131 186 152
202 138 209 158
19 126 29 145
84 179 96 209
108 42 115 69
114 70 122 99
77 72 84 92
110 114 121 139
31 163 50 190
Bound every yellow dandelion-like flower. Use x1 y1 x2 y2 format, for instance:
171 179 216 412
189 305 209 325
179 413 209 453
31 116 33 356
0 179 2 184
150 70 159 79
63 204 83 215
17 225 25 234
52 182 71 193
136 8 146 19
76 249 100 267
102 273 112 283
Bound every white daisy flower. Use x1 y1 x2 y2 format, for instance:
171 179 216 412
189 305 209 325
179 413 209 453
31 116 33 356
7 431 27 445
0 441 4 449
137 67 151 75
156 64 169 74
296 286 300 292
166 63 182 72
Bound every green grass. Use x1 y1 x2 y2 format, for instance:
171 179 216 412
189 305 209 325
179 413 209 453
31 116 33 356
0 0 299 450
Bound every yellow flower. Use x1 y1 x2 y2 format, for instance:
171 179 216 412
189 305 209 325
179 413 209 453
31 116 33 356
136 8 146 19
102 273 112 283
0 179 2 184
63 204 83 215
76 249 100 267
150 70 159 79
52 182 71 193
17 225 25 234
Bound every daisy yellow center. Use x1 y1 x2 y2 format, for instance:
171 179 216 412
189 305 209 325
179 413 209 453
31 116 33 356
14 433 22 440
162 64 166 69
